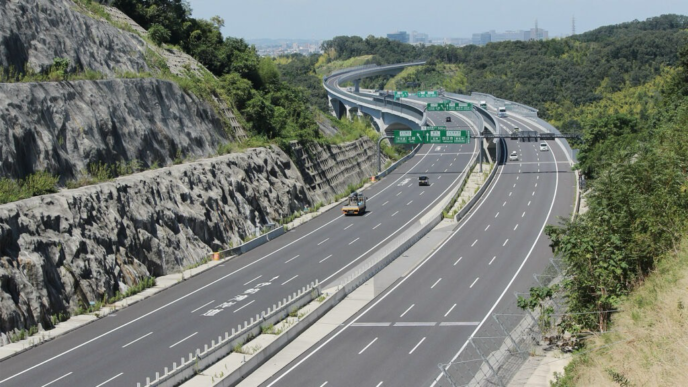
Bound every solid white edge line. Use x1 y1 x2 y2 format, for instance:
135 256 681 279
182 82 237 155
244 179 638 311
266 138 502 386
121 332 153 348
409 337 427 354
190 300 215 314
169 332 198 348
95 372 123 387
40 372 73 387
358 337 378 355
431 120 561 386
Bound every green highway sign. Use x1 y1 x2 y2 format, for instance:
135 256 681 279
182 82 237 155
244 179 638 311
393 130 470 145
393 130 424 144
394 91 409 98
424 126 447 130
416 91 438 98
446 102 473 111
426 102 446 111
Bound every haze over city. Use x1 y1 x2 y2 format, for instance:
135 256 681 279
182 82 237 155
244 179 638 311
187 0 688 41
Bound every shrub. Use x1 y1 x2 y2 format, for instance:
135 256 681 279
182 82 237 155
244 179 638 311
148 24 171 46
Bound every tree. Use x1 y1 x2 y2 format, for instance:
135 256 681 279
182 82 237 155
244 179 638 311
148 24 171 46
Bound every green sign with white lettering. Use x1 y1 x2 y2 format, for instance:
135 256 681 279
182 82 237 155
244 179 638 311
416 91 439 98
393 130 470 144
427 101 473 112
426 102 446 112
424 126 447 130
394 91 409 98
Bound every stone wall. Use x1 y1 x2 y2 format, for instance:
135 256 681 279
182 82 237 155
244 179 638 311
0 146 310 336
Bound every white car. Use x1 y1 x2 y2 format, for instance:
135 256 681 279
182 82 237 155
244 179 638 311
509 151 518 161
540 142 549 151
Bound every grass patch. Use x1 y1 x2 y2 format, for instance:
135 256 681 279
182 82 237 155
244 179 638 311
0 171 59 204
552 237 688 386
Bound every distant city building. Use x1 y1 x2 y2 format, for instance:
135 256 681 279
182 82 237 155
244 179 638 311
471 27 549 46
410 31 428 44
472 32 492 46
387 31 409 43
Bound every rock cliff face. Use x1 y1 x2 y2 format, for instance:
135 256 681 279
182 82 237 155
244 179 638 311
0 0 149 76
0 146 310 336
0 78 231 181
290 138 383 203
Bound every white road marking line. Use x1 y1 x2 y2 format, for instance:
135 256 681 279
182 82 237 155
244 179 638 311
495 212 499 218
270 276 280 281
319 254 333 263
450 163 453 167
470 278 479 288
320 382 328 387
532 191 535 196
376 382 384 387
420 191 425 196
431 278 442 289
517 176 519 180
396 192 402 196
425 170 429 173
519 170 521 173
409 337 427 354
358 337 378 354
444 304 457 317
373 223 381 230
513 183 516 188
392 211 399 217
41 372 73 387
284 255 300 264
281 275 298 286
349 238 360 245
243 275 262 286
431 130 562 386
394 322 436 326
503 201 507 207
95 372 123 387
122 332 153 348
431 164 435 167
454 257 463 265
454 158 456 161
444 169 448 172
438 176 442 179
471 239 478 247
400 304 415 318
484 224 490 231
514 224 519 231
535 183 538 187
317 238 329 246
169 332 198 348
537 176 539 180
190 300 215 314
509 192 512 197
2 146 444 385
528 201 531 206
344 224 353 230
407 200 413 206
489 256 496 265
233 300 256 313
503 239 509 246
383 201 389 206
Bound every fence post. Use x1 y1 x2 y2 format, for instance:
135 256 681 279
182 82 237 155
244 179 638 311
470 339 505 387
493 314 522 353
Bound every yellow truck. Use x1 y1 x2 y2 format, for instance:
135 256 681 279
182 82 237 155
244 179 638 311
342 192 367 215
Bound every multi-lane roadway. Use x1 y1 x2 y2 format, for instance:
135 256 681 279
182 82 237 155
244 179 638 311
0 110 479 386
262 113 576 386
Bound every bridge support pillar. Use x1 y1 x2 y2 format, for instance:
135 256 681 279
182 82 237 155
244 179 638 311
354 79 361 93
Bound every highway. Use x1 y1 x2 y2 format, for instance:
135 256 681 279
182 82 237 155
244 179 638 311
261 114 577 387
0 110 478 385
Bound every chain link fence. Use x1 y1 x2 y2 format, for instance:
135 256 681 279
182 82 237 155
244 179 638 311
426 257 568 387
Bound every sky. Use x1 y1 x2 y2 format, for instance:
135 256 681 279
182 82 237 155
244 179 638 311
186 0 688 41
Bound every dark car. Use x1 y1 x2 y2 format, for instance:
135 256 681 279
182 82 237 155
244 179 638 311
445 116 452 122
419 176 429 186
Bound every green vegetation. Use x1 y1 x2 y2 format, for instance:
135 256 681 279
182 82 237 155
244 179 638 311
0 171 59 204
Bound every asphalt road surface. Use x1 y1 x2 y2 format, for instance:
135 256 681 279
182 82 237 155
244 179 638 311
262 115 576 387
0 114 479 386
